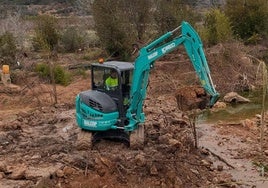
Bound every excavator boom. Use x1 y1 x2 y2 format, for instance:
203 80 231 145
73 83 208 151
126 21 219 130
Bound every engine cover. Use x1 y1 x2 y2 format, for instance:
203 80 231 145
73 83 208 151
79 90 117 113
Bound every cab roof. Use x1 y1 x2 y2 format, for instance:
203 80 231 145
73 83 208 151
92 61 134 71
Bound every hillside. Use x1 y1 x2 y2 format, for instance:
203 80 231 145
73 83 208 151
0 0 226 6
0 0 226 18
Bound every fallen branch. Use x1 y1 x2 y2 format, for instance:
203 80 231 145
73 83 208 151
204 147 235 169
116 164 127 182
53 159 82 172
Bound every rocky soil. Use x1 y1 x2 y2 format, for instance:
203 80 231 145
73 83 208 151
0 43 268 187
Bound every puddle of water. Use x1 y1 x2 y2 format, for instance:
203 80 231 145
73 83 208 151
198 103 262 124
198 90 267 124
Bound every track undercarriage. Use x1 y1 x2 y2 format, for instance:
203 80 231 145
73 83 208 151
76 124 144 150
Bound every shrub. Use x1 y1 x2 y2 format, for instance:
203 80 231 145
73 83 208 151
86 30 100 48
35 63 71 86
32 15 59 51
61 27 84 53
53 65 72 86
203 8 233 45
0 32 17 66
35 63 50 78
224 0 268 41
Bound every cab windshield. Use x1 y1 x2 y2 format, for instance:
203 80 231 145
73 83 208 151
92 66 133 95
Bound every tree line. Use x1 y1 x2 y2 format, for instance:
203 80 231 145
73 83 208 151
91 0 268 59
0 0 268 66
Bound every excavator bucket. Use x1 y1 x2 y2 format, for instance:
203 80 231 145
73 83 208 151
175 85 210 111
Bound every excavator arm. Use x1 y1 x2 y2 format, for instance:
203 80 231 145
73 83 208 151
126 21 219 131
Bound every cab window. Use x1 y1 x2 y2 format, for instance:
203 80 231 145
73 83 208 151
92 66 109 90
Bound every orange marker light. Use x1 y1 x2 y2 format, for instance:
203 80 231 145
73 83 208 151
98 58 104 64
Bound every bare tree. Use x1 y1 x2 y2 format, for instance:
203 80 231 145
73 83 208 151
33 15 60 105
154 0 197 34
123 0 152 42
91 0 132 59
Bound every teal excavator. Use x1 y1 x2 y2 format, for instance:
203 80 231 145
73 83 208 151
75 21 219 149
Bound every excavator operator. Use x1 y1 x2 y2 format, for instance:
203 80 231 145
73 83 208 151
105 69 118 90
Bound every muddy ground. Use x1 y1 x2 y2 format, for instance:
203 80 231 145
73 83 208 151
0 43 268 188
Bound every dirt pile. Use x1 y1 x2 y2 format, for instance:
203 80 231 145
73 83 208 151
175 85 209 111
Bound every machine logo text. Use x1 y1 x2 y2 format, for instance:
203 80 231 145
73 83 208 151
148 52 158 60
162 43 176 53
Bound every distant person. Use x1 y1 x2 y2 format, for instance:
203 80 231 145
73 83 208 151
105 69 118 90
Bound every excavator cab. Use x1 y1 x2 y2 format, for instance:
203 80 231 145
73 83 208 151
76 61 134 148
77 61 134 130
92 61 133 113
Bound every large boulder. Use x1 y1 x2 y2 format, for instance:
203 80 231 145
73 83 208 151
223 92 250 103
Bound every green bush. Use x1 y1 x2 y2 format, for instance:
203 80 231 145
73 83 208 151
61 27 84 53
35 63 71 86
53 65 72 86
32 15 59 51
225 0 268 41
203 8 233 45
35 63 50 77
0 32 17 66
245 33 262 45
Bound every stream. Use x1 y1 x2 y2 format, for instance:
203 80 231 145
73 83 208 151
197 91 268 187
